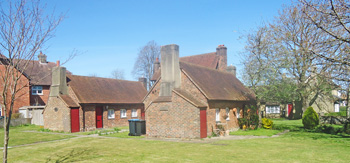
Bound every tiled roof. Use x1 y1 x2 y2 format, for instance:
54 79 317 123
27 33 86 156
180 52 218 69
20 61 58 85
67 75 147 104
60 95 80 107
180 61 255 101
151 52 219 81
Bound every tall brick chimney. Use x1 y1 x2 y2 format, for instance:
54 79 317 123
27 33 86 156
138 77 147 89
160 44 181 96
227 65 236 77
50 65 68 97
38 51 47 64
153 57 160 74
216 45 227 71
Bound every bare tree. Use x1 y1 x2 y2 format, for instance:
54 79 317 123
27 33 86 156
0 0 63 162
111 69 125 80
300 0 350 117
242 4 336 119
132 40 160 90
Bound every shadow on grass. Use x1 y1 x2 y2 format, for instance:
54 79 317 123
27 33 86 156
46 149 89 163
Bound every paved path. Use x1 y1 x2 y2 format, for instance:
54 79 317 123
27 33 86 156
4 129 290 148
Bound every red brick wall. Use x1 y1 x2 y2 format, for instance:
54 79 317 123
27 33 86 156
0 65 30 115
30 85 50 106
146 92 201 138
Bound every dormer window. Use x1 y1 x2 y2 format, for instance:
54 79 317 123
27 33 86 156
32 86 43 95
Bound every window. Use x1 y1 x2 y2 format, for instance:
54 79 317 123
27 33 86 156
108 109 115 119
226 107 230 121
215 109 220 122
236 107 240 118
132 109 137 117
120 109 126 118
266 105 280 114
32 86 43 95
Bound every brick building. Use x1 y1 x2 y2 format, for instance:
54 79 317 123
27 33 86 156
144 44 256 139
0 52 64 116
43 66 147 132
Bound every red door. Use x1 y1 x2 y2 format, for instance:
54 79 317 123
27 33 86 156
288 104 293 116
200 109 207 138
96 107 103 128
70 108 80 133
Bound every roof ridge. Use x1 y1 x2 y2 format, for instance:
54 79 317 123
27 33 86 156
69 74 140 83
180 52 216 58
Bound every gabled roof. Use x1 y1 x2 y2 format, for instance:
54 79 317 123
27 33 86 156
180 52 219 69
67 75 147 104
151 52 219 81
180 61 255 101
173 89 207 108
20 60 59 85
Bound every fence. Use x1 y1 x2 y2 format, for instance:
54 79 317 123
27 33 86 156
0 118 31 128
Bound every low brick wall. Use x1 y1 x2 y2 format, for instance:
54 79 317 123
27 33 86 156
0 118 32 128
320 116 348 125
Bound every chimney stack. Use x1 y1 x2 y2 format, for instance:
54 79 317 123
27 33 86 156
160 44 181 96
153 57 160 74
50 66 68 97
216 45 227 71
138 77 147 90
227 65 236 77
38 51 47 64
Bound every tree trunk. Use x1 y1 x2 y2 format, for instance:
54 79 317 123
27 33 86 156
347 83 350 118
257 99 262 128
3 117 10 163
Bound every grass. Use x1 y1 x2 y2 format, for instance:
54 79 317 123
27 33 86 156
104 131 145 138
230 128 281 136
1 122 350 162
0 125 75 147
3 131 350 162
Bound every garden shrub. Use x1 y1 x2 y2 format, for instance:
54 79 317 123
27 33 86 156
302 106 319 129
238 118 247 129
262 118 273 129
314 125 341 135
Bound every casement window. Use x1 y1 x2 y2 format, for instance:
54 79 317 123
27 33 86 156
236 107 240 118
108 109 115 119
120 109 126 118
266 105 280 114
215 108 220 122
226 107 230 121
132 109 137 117
32 86 43 95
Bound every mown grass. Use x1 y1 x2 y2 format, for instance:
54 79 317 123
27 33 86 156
104 131 145 138
0 125 75 147
230 128 281 136
3 131 350 162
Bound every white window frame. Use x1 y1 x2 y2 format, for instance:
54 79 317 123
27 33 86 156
236 107 240 118
226 107 230 121
120 109 126 118
108 109 115 119
215 108 220 122
266 105 280 114
32 86 43 95
131 109 137 117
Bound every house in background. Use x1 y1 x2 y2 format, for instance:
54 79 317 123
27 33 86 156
43 65 147 132
144 44 255 139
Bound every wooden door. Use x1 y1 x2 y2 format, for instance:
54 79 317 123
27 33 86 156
70 108 80 133
96 107 103 128
200 109 207 138
288 104 293 116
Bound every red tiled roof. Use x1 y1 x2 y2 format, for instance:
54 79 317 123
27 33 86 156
180 61 255 101
67 75 147 104
151 52 219 81
60 95 80 107
180 52 218 69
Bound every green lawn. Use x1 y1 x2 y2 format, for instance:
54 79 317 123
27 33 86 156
3 131 350 162
0 125 75 147
230 128 281 136
1 122 350 162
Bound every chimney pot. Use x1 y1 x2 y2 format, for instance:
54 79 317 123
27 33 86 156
38 51 47 63
56 60 60 67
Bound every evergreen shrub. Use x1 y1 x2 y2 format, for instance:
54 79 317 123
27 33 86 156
302 106 319 129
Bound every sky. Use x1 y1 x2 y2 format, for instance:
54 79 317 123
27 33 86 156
40 0 293 81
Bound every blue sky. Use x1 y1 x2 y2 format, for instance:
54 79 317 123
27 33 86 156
43 0 292 80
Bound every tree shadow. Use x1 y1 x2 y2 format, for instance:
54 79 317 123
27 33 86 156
46 148 89 163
